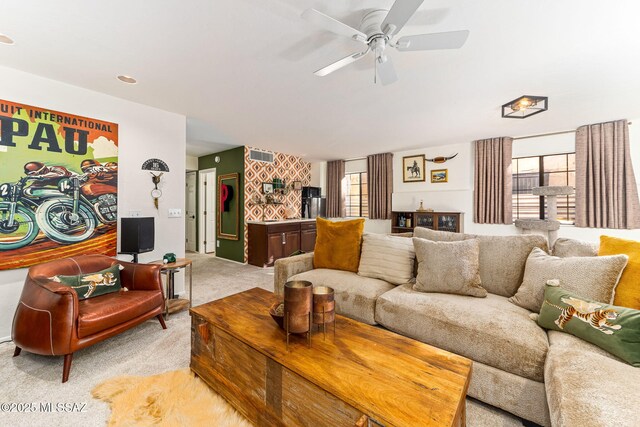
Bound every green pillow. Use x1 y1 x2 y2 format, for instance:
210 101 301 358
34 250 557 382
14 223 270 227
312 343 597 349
51 264 122 300
538 284 640 366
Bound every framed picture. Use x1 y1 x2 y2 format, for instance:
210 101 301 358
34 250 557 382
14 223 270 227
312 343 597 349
403 155 425 182
292 180 302 191
431 169 448 183
217 173 240 241
262 182 274 194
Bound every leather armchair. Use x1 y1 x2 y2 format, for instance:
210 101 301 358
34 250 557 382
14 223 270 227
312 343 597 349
12 255 166 382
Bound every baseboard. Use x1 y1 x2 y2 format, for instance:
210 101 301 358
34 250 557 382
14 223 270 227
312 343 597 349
0 336 12 344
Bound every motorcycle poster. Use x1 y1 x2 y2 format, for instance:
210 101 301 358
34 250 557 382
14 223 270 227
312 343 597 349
0 99 118 270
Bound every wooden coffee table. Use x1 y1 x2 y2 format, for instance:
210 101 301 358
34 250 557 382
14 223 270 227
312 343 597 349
190 288 471 427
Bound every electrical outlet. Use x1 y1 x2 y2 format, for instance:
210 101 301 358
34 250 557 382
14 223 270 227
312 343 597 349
128 210 141 217
168 208 182 218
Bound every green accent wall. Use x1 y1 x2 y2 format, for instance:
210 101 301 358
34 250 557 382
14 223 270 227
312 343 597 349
198 146 245 263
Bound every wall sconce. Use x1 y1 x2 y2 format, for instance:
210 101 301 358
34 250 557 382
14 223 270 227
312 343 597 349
502 95 548 119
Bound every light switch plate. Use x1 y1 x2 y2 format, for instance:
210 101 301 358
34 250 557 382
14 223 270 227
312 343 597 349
168 208 182 218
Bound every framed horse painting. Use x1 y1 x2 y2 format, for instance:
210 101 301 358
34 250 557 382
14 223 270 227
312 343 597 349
402 155 426 182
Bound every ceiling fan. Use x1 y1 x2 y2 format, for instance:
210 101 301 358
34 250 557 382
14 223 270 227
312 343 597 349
302 0 469 85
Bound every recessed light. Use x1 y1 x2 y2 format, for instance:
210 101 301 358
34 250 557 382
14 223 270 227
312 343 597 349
0 34 15 45
117 75 137 84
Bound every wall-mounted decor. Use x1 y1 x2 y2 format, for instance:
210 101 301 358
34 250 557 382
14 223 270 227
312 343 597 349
0 99 118 270
142 158 169 209
501 95 548 119
262 182 274 194
426 153 458 164
431 169 448 183
292 180 302 191
218 173 239 240
403 155 425 182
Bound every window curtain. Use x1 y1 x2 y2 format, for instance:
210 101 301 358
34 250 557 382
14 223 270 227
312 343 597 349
367 153 393 220
473 137 513 224
575 119 640 229
326 160 345 218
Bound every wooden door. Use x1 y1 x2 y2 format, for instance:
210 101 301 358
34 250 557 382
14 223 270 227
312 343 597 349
283 231 300 257
300 229 316 253
267 233 285 265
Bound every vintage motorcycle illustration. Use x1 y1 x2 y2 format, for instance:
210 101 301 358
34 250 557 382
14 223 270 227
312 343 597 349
0 161 117 250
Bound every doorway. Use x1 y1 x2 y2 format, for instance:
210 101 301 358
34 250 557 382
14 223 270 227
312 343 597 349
185 171 197 251
198 168 216 253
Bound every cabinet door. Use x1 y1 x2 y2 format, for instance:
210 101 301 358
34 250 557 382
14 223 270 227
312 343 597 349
267 233 285 265
283 231 300 257
300 229 316 253
415 212 435 229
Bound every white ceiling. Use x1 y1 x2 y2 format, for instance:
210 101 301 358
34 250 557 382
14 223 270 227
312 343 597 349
1 1 640 160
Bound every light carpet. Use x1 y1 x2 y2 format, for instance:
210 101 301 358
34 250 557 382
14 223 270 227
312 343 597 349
0 252 523 426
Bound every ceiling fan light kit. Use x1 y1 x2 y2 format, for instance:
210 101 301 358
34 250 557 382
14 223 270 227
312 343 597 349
302 0 470 86
501 95 549 119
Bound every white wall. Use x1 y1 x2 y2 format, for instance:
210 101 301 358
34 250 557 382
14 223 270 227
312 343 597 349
391 122 640 242
309 161 327 195
0 66 187 340
186 155 198 171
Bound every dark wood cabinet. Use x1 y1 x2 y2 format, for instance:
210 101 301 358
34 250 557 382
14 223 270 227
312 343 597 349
391 211 464 234
248 220 316 267
300 222 317 253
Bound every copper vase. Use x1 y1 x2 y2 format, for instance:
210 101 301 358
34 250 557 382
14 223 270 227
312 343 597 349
313 286 335 339
284 280 312 335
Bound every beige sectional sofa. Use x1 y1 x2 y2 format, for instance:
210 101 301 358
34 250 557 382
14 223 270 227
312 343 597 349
273 231 639 427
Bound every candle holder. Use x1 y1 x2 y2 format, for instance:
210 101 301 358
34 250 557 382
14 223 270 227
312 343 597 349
284 280 312 349
313 286 336 340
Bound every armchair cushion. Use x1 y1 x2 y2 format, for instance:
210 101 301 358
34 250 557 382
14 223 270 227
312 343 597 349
77 290 164 338
52 264 122 300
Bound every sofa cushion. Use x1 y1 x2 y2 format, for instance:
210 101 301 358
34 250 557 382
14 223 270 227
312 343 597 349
52 264 121 300
545 331 640 427
538 284 640 366
358 233 415 285
313 217 365 273
289 269 394 325
552 237 599 257
413 228 548 297
413 238 487 297
375 284 549 381
509 248 628 312
77 290 164 338
413 227 466 242
599 235 640 309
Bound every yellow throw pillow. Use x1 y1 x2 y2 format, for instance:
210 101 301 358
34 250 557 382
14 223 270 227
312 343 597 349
599 235 640 309
313 217 365 273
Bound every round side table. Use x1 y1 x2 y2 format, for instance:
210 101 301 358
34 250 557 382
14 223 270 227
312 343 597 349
149 258 193 318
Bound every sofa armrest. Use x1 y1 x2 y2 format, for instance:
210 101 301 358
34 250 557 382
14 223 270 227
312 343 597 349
273 252 315 296
118 261 163 294
13 276 78 355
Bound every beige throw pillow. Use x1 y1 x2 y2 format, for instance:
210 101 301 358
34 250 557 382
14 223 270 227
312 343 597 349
552 237 599 258
412 237 487 297
509 248 628 312
357 233 415 285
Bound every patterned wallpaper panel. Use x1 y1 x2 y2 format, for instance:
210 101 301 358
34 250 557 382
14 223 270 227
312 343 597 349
243 146 311 262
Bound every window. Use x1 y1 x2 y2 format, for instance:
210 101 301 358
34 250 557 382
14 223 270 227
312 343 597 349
512 153 576 223
344 172 368 217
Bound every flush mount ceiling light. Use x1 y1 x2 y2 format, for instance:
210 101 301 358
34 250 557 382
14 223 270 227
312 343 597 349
0 34 15 45
502 95 548 119
117 75 137 84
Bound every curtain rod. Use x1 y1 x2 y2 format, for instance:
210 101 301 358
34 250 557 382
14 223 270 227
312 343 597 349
514 122 633 141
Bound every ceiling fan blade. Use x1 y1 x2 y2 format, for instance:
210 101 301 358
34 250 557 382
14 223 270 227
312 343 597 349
376 56 398 85
302 9 367 42
396 30 470 51
314 51 368 77
381 0 424 36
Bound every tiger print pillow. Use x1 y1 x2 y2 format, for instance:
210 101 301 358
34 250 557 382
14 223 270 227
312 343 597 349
538 283 640 366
